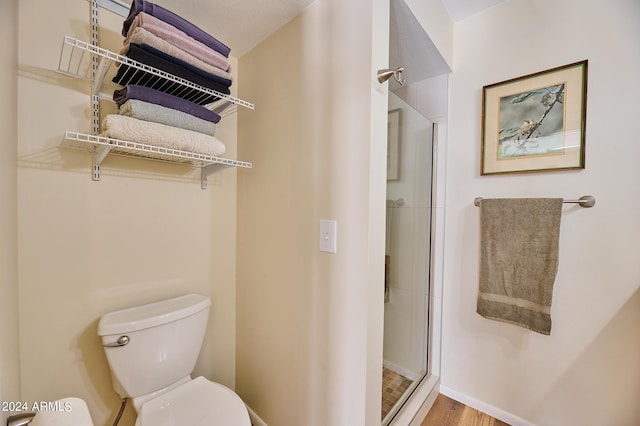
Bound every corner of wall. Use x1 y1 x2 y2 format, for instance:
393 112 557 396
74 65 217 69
0 0 21 421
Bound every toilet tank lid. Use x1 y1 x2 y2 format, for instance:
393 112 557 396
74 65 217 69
98 294 211 336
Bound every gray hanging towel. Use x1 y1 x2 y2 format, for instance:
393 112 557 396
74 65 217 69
477 198 563 335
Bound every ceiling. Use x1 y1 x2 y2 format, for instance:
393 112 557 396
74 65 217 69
441 0 507 22
110 0 507 57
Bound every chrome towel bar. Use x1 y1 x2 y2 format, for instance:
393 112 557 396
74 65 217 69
474 195 595 208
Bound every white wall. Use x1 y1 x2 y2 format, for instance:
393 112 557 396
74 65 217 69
402 0 453 70
0 0 21 423
17 1 240 425
443 0 640 424
236 0 389 424
394 75 449 123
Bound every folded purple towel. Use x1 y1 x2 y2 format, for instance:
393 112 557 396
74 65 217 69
113 43 230 105
113 85 221 123
122 0 231 58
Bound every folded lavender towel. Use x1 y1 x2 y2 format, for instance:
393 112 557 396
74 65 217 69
113 85 221 123
113 43 230 105
124 12 231 72
125 27 233 82
122 0 231 58
476 198 563 335
138 43 231 87
119 99 217 136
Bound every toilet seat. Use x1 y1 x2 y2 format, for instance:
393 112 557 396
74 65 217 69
136 376 251 426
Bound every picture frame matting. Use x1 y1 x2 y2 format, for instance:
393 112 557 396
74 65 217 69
481 60 588 175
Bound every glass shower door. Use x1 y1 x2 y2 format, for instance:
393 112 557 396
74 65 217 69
381 91 433 424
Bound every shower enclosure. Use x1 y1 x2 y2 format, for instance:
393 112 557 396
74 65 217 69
381 91 434 424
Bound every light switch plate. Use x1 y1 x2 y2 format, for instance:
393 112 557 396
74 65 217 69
319 220 337 253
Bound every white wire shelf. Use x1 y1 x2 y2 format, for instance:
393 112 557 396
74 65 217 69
58 32 254 187
58 35 254 111
63 131 252 188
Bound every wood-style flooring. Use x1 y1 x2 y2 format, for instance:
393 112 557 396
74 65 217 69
421 394 510 426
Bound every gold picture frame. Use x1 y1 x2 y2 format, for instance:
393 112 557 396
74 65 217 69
481 60 588 175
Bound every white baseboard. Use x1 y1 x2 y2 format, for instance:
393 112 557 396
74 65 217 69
439 386 535 426
246 404 268 426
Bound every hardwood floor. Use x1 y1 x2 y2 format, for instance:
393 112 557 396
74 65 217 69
421 394 510 426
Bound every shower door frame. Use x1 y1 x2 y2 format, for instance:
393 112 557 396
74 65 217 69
383 118 445 426
382 91 439 425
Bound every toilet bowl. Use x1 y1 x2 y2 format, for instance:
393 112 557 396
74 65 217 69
97 294 250 426
137 376 250 425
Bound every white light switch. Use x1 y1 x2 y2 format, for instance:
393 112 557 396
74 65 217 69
319 220 337 253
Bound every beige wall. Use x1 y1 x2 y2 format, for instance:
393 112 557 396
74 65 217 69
17 1 239 425
236 0 389 424
443 0 640 424
0 0 21 423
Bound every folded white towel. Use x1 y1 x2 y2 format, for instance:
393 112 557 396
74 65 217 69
101 114 226 157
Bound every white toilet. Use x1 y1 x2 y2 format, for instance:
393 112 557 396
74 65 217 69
97 294 251 426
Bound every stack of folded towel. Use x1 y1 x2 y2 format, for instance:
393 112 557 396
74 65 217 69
102 0 232 157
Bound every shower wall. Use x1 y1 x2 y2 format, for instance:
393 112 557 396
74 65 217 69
383 92 433 379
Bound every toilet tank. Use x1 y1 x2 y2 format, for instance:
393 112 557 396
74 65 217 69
97 294 212 399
